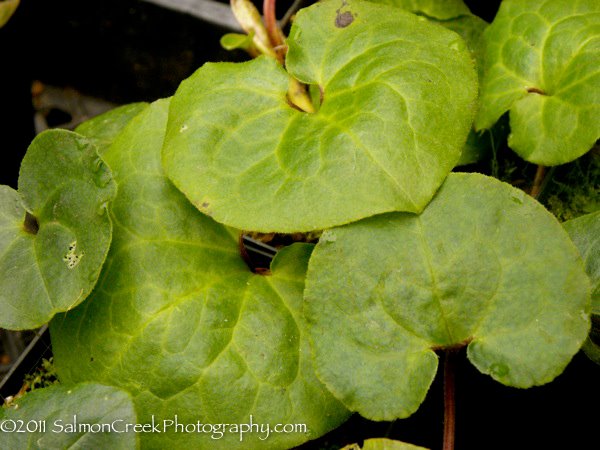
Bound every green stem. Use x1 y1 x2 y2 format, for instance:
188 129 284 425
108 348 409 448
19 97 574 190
530 165 546 198
443 349 457 450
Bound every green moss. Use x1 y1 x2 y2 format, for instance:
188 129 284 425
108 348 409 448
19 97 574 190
542 149 600 222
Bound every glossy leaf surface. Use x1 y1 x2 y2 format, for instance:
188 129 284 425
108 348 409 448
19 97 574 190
0 130 115 330
163 0 477 232
0 383 138 449
51 99 349 449
305 173 590 420
475 0 600 165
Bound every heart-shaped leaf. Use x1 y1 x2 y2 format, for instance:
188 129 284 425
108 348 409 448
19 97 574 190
0 383 138 449
475 0 600 165
0 130 116 330
163 0 477 232
564 211 600 364
305 172 590 420
50 99 350 449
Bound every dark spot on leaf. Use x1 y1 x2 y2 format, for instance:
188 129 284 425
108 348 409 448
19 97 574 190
526 87 546 95
90 357 94 362
198 201 212 216
335 11 354 28
23 211 39 235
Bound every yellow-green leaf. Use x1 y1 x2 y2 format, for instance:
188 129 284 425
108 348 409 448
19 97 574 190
51 99 350 449
475 0 600 165
305 173 590 420
0 130 116 330
163 0 477 232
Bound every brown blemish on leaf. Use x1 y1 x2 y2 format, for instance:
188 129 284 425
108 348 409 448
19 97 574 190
198 201 213 216
335 11 354 28
335 0 354 28
23 211 39 235
526 87 546 95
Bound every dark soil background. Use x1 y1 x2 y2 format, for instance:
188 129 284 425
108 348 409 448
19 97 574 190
1 1 598 449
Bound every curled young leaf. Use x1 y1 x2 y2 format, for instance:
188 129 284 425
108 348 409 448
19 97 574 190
0 383 138 449
475 0 600 165
51 99 350 450
305 173 590 420
0 130 116 330
163 0 477 232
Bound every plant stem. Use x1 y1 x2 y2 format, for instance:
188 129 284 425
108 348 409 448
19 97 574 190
263 0 284 52
281 0 305 27
530 164 546 198
443 349 457 450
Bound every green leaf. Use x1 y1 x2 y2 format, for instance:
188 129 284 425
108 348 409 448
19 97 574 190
367 1 490 167
366 0 486 70
582 336 600 365
563 211 600 365
456 129 490 166
50 99 350 449
0 383 138 449
75 102 149 155
220 32 256 51
163 0 477 232
366 0 470 20
0 0 19 28
343 438 428 450
0 130 116 330
563 211 600 313
440 13 487 70
305 172 590 420
475 0 600 165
